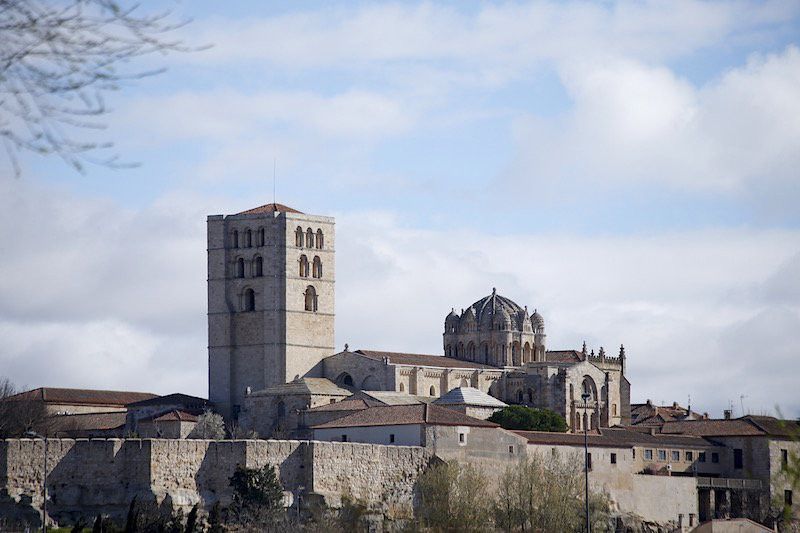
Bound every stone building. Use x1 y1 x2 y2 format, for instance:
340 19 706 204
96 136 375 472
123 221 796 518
207 203 335 420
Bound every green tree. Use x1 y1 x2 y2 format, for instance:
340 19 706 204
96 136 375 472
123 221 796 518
488 405 568 432
228 463 285 526
416 460 492 532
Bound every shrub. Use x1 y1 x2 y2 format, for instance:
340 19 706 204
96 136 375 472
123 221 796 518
487 405 567 432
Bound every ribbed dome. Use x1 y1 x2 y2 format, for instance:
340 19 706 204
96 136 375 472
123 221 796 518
531 309 545 330
470 288 525 326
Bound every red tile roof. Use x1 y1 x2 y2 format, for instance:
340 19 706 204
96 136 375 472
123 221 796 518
310 403 498 429
149 410 198 423
544 350 583 363
236 203 303 215
126 393 208 408
51 411 128 434
306 398 375 412
354 349 497 370
661 416 800 438
516 427 717 449
6 387 156 407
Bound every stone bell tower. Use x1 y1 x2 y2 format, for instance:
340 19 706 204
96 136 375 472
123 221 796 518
207 203 335 419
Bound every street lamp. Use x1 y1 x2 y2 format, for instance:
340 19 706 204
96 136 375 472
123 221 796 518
581 392 591 533
24 430 47 533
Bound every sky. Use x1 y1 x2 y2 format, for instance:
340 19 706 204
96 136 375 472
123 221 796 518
1 0 799 418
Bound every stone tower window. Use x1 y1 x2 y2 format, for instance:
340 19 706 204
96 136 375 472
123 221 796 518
304 285 318 312
254 256 263 277
246 229 252 247
306 228 314 248
236 257 245 278
295 226 304 247
244 288 255 311
429 385 436 396
233 230 239 248
316 229 324 249
299 255 309 277
312 256 322 278
258 228 265 246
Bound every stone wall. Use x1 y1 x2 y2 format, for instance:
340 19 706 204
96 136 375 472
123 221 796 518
0 438 429 527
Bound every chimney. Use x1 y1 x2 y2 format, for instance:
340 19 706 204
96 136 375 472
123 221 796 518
723 409 732 420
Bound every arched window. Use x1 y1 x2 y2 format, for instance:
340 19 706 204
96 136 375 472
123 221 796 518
446 345 452 357
258 228 265 246
254 256 263 277
246 229 252 247
232 230 239 248
575 413 581 431
295 227 304 247
399 382 405 392
517 390 523 403
336 372 353 387
244 289 255 311
468 343 475 360
306 228 314 248
276 400 286 419
299 255 309 277
316 229 324 249
583 412 589 431
312 256 322 278
304 285 317 312
612 403 617 416
236 257 245 278
527 388 534 403
429 385 436 396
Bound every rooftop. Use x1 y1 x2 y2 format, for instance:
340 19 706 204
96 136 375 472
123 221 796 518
251 377 352 397
660 416 800 438
434 387 507 408
236 203 303 215
127 393 209 408
516 427 718 449
5 387 157 407
354 349 497 370
310 403 499 429
50 411 128 435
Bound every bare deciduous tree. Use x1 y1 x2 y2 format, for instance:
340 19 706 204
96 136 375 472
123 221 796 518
188 409 225 440
0 0 196 175
0 377 50 437
416 459 492 532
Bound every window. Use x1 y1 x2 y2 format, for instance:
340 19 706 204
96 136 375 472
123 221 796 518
258 228 265 246
734 448 743 469
612 403 617 416
254 256 263 277
429 385 436 396
244 289 255 311
644 449 653 460
236 257 245 278
672 450 680 462
699 452 706 463
329 399 336 404
312 256 322 278
686 451 694 462
658 450 667 461
611 453 617 465
390 434 395 444
782 449 788 470
306 228 314 248
299 255 309 277
341 435 348 442
459 433 465 443
508 446 514 454
786 490 793 507
712 452 719 464
246 229 252 247
517 390 523 403
587 453 592 471
304 285 318 312
295 227 304 247
316 229 324 249
399 383 405 392
233 230 239 248
632 449 636 459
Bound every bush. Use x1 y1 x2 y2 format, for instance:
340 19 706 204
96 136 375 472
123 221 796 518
416 460 492 532
228 463 285 526
487 405 567 432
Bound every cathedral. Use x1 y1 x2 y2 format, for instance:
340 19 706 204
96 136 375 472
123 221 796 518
208 203 630 436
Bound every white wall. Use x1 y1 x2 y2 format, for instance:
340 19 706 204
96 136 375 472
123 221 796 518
313 424 422 446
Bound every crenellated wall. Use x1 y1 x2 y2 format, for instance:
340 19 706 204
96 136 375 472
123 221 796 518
0 438 430 527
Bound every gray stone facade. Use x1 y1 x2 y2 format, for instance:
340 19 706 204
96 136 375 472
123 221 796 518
208 204 335 420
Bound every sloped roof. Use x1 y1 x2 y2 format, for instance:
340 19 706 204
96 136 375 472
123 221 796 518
251 377 351 397
631 402 702 426
236 203 303 215
147 410 198 423
127 393 208 408
310 403 498 429
355 390 433 405
661 416 800 438
306 398 375 412
434 387 507 408
354 349 496 370
6 387 156 407
516 427 717 449
544 350 583 364
51 411 128 433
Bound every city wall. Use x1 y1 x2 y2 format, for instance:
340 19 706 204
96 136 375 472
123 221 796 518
0 439 430 526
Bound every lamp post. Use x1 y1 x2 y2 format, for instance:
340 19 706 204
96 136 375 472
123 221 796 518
581 392 591 533
25 430 47 533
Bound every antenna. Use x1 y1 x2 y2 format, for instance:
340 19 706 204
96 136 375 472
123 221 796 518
273 157 277 206
740 395 747 416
